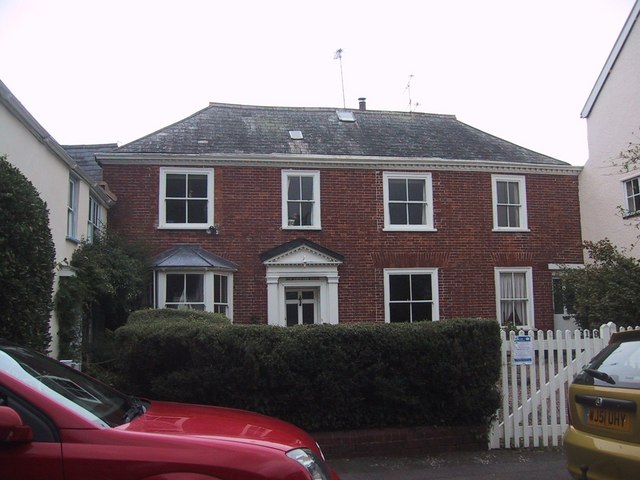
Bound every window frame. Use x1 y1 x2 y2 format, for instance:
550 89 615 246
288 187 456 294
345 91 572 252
383 268 439 323
87 195 101 243
494 267 534 330
623 175 640 217
156 270 233 319
281 169 321 230
491 174 529 232
158 168 214 230
383 172 435 231
67 175 79 241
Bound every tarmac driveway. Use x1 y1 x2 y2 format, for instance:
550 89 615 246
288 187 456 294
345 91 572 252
330 448 572 480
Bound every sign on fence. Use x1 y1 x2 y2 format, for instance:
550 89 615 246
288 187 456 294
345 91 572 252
513 335 533 365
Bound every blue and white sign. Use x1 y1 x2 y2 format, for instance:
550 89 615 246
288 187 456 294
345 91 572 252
513 335 533 365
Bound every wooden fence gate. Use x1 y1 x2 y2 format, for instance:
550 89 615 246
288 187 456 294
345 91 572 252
488 323 634 449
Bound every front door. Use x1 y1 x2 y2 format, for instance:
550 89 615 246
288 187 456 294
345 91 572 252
285 289 317 326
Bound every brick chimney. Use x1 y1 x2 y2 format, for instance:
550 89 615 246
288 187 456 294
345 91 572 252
358 97 367 111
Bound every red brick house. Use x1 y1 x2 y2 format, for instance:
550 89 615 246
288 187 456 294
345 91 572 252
98 101 583 331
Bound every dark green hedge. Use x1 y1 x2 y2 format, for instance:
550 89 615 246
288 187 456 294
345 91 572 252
112 314 501 432
0 155 55 352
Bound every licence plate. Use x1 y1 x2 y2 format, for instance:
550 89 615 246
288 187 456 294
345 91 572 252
588 408 632 432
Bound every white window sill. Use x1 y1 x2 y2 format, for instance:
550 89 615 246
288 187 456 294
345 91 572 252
383 227 437 232
158 224 211 230
282 226 322 231
492 228 531 233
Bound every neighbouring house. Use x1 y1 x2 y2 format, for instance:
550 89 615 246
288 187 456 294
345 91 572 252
579 0 640 256
99 99 583 332
0 79 116 356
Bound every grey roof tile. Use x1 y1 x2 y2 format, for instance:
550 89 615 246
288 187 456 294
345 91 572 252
63 143 118 183
115 103 567 166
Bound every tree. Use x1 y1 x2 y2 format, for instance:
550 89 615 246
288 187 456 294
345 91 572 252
0 155 55 351
54 231 149 360
561 239 640 330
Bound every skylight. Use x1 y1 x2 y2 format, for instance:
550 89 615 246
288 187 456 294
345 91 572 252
289 130 303 140
336 110 356 122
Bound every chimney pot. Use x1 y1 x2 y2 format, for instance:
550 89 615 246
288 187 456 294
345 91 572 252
358 97 367 111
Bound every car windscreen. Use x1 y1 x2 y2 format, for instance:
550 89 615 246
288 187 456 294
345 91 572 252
574 340 640 389
0 344 131 427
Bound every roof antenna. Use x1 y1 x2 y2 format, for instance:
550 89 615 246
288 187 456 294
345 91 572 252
405 74 420 112
334 48 346 109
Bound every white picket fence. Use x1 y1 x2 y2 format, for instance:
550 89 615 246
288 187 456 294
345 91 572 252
488 322 637 449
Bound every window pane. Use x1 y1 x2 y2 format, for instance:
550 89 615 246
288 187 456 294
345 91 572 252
407 204 425 225
302 303 314 325
389 203 407 224
497 205 508 227
388 179 407 201
286 291 298 301
300 202 313 225
552 278 564 315
288 176 301 200
286 303 298 327
496 181 509 204
389 275 411 301
166 174 186 197
507 206 520 228
390 303 410 323
166 274 185 302
412 302 432 322
508 182 520 203
411 274 432 301
185 274 204 302
188 175 208 198
187 199 208 223
214 275 228 304
287 203 301 225
407 179 425 201
301 176 314 200
166 200 186 223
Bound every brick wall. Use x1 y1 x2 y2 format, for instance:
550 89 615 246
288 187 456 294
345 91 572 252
103 164 582 330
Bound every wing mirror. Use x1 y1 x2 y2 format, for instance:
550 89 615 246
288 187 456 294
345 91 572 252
0 406 33 443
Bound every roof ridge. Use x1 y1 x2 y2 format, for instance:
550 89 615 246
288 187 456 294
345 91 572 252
204 101 456 119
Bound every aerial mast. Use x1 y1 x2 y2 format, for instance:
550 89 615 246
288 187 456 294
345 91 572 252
334 48 346 109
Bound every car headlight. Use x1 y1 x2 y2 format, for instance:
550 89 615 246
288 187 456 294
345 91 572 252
286 448 331 480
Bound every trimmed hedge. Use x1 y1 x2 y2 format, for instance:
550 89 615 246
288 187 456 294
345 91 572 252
112 314 501 432
0 155 55 352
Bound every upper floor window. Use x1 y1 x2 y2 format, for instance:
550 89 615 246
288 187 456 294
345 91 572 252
624 176 640 216
159 168 214 229
492 175 528 231
67 175 79 240
383 172 434 231
495 267 534 329
282 170 321 229
87 196 101 243
384 268 439 323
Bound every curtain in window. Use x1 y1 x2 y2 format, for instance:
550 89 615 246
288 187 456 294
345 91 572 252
500 272 527 327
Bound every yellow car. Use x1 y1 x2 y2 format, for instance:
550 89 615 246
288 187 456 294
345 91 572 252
565 330 640 479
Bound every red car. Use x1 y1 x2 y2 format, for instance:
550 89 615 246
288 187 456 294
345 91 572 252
0 339 340 479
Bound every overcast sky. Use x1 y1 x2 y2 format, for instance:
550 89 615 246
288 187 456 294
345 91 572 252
0 0 635 165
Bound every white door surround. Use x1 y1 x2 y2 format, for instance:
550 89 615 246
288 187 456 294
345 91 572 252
261 240 343 326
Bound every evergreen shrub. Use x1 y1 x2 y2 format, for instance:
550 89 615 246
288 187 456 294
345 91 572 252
112 313 501 432
0 155 55 351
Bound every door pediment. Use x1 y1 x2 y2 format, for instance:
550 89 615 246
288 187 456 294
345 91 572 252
260 239 343 267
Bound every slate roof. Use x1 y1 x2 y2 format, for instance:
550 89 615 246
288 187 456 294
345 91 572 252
152 244 238 271
63 143 118 183
115 103 567 166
